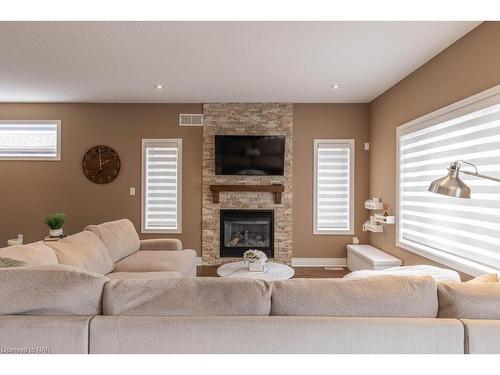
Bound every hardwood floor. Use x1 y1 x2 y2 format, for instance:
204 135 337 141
197 265 350 278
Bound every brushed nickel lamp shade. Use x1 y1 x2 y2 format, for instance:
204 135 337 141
428 162 471 198
428 160 500 199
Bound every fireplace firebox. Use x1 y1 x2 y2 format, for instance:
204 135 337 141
220 209 274 258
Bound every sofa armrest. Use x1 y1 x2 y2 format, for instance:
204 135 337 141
139 239 182 251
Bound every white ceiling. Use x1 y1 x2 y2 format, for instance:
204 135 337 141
0 21 480 103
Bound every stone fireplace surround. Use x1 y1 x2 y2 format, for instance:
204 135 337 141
202 103 293 265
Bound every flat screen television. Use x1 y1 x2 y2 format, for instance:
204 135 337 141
215 135 286 176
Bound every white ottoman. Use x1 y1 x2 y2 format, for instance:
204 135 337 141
344 265 461 282
347 244 402 271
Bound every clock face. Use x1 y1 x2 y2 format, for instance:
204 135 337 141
82 145 121 184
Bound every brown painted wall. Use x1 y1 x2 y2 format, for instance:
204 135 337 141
293 104 370 258
1 102 368 260
0 103 203 253
369 21 500 271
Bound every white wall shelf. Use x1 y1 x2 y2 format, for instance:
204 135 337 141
373 214 396 225
364 198 396 233
362 221 384 233
364 200 384 210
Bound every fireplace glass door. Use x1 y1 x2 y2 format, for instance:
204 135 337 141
220 210 274 258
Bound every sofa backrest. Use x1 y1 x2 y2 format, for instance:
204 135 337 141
438 282 500 319
103 277 272 316
0 241 59 266
45 231 114 275
85 219 140 263
0 264 109 315
271 276 439 318
102 276 440 318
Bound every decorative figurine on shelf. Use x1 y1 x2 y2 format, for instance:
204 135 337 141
243 249 268 272
43 213 67 238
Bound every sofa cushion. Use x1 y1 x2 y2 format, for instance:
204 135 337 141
462 319 500 354
0 265 109 315
45 231 114 275
113 249 197 276
139 238 182 251
466 273 499 283
0 241 59 266
103 277 271 316
438 282 500 319
89 316 464 354
0 316 92 354
107 271 182 280
85 219 140 263
271 276 438 318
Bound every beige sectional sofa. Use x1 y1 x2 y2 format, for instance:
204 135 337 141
1 268 500 353
0 219 198 279
1 219 499 354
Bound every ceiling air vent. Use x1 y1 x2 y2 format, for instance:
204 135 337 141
179 114 203 127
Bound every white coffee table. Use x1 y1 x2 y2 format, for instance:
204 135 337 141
217 261 294 281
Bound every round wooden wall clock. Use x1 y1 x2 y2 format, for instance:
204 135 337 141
82 145 121 184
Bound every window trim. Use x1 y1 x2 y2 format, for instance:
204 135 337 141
141 138 182 234
396 84 500 276
0 120 61 161
313 139 355 235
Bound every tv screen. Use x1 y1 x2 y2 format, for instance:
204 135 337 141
215 135 286 176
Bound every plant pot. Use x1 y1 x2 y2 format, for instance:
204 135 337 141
248 261 265 272
49 228 63 238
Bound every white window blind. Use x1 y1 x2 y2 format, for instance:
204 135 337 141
398 96 500 275
314 139 354 234
142 139 182 233
0 120 61 160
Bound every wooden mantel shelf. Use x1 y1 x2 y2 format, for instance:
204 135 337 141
209 184 285 204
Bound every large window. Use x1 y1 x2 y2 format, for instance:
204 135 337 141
142 139 182 233
397 87 500 275
0 120 61 160
313 139 354 235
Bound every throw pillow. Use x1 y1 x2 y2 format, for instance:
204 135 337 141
438 282 500 319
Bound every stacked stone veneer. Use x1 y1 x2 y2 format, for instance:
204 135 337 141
202 103 293 265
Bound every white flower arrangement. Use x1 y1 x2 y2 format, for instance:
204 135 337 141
243 249 268 264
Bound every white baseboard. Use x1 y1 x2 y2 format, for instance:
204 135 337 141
292 258 347 267
196 257 347 267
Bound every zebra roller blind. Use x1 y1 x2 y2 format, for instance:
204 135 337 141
314 139 354 234
0 121 60 160
398 99 500 274
142 139 182 233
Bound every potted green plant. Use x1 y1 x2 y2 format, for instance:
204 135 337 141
43 213 66 237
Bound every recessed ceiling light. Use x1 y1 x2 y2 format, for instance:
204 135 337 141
331 84 341 89
154 84 164 90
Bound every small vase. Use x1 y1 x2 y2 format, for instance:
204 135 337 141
248 261 264 272
49 228 63 238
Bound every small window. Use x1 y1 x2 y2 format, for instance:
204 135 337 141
142 139 182 233
314 139 355 235
0 120 61 160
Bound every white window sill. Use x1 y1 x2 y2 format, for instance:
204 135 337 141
314 230 354 236
397 240 499 277
142 229 182 235
0 157 61 161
